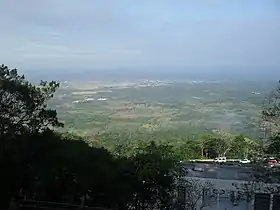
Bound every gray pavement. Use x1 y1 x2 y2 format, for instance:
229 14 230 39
183 163 253 180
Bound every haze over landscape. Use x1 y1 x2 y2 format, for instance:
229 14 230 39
1 0 280 73
1 1 280 210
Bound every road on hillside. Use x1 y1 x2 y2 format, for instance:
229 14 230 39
183 163 253 180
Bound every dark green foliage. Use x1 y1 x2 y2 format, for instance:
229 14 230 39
93 130 258 160
2 128 180 209
6 132 179 209
266 134 280 158
0 64 63 138
0 65 180 209
0 65 63 209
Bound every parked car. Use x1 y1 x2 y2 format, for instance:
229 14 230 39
239 159 251 164
268 157 277 164
193 166 204 172
214 157 227 163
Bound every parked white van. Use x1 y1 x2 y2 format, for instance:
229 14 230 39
214 157 227 163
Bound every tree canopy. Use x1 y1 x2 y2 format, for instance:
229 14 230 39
0 65 186 210
0 64 63 138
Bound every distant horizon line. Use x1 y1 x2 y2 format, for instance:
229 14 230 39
21 66 280 73
21 66 279 84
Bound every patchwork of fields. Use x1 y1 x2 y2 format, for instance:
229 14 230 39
49 79 272 138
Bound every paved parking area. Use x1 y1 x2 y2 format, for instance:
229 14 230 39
183 163 253 180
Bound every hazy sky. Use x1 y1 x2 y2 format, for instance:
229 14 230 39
0 0 280 71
